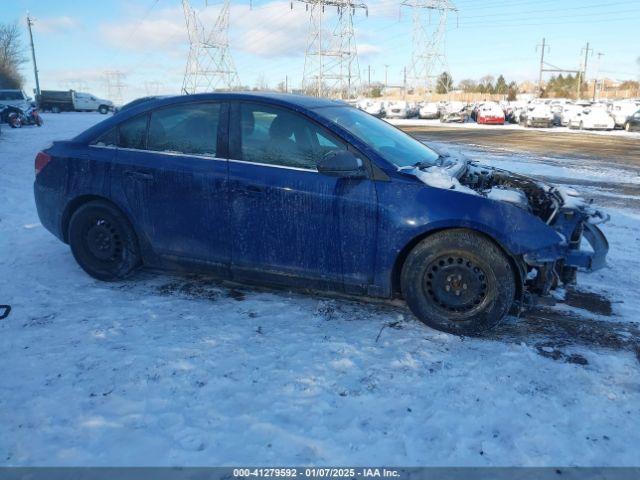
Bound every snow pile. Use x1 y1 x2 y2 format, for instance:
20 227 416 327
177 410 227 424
486 187 528 207
556 186 587 208
400 165 478 195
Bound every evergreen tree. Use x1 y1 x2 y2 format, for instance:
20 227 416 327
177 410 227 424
507 81 518 101
495 75 508 95
436 71 453 94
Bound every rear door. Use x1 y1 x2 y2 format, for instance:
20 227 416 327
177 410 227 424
111 102 230 267
227 101 377 291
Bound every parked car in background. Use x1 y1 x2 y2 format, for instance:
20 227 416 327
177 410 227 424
440 101 468 123
610 100 640 128
567 106 615 130
357 99 385 118
624 109 640 132
476 103 505 125
418 102 440 119
32 92 608 335
549 100 570 126
560 104 583 127
385 101 409 119
38 90 114 114
521 104 554 128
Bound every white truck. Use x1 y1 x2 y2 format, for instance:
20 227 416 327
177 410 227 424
0 89 32 111
38 90 114 114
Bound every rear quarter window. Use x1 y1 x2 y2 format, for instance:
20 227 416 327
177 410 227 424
91 128 117 147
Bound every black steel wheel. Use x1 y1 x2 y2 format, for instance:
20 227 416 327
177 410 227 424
68 200 140 281
423 255 492 317
401 229 515 335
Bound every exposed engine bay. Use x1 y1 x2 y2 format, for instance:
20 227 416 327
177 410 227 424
399 157 610 307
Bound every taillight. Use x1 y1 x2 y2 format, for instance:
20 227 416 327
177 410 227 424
35 151 52 175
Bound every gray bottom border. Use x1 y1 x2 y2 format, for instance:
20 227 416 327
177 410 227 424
1 468 640 480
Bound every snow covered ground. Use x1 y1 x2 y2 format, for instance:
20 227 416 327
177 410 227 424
1 113 639 467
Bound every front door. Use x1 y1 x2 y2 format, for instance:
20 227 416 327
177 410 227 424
227 101 377 291
111 102 230 266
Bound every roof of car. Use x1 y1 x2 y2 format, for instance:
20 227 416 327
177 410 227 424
128 92 348 111
74 92 351 143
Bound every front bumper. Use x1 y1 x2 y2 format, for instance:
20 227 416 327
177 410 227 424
564 222 609 271
520 209 609 303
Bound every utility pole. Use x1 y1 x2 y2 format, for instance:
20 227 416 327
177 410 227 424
384 64 389 88
536 37 549 95
593 52 604 101
285 75 288 93
576 41 592 100
368 64 371 87
403 66 407 100
26 13 41 99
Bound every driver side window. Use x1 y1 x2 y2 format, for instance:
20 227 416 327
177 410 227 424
239 103 345 169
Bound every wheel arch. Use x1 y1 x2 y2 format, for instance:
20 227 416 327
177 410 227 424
61 195 136 244
391 226 525 302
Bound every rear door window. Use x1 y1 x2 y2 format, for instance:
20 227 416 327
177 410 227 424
148 103 221 156
118 114 148 150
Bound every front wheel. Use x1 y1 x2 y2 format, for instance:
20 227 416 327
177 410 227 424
98 105 109 114
68 200 141 281
401 229 515 335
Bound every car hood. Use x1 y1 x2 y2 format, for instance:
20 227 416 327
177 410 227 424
399 150 608 226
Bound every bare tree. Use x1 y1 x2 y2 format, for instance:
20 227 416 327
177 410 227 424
0 21 26 89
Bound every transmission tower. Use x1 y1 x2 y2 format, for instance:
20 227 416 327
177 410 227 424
104 70 126 105
298 0 367 99
182 0 240 93
401 0 456 96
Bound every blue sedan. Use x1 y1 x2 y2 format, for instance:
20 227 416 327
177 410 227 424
33 93 609 334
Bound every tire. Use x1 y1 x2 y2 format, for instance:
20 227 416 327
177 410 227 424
68 200 141 281
98 105 109 114
400 229 515 335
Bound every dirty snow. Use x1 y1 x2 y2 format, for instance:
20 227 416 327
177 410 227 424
1 113 639 467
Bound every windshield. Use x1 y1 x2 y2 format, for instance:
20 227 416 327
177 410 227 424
316 106 440 168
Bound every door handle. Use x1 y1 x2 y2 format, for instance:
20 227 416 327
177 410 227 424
242 184 265 195
125 170 154 181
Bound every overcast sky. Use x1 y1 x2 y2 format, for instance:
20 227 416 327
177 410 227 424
4 0 640 102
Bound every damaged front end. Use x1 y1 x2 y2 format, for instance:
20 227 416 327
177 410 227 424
459 162 609 304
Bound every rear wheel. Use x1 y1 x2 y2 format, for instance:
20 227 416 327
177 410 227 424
401 229 515 335
68 200 141 281
98 105 109 114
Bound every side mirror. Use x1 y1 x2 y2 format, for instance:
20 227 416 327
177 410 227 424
317 150 366 178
